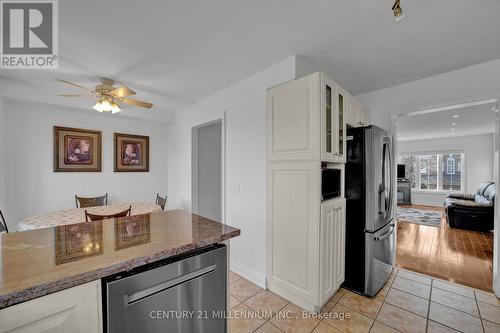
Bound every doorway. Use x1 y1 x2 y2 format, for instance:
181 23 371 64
393 99 498 293
191 120 223 222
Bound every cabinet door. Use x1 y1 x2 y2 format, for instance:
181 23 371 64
336 89 347 163
321 75 338 162
0 280 102 333
333 199 346 289
346 96 359 127
319 198 346 305
267 161 320 308
267 73 320 161
358 106 370 126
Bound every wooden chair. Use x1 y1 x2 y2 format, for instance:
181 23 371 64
85 206 131 222
75 193 108 208
155 193 167 211
0 210 8 234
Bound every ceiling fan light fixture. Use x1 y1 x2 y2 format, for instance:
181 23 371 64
93 98 121 114
392 0 404 22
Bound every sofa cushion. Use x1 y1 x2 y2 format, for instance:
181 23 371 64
475 194 493 205
477 182 494 196
446 197 493 208
446 193 475 200
483 183 496 201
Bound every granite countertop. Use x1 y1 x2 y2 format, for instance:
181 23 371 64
0 209 240 309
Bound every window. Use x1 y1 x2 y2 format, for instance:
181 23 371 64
400 152 465 192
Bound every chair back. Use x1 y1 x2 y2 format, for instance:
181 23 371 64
76 193 108 208
0 210 8 234
155 193 167 211
85 206 131 222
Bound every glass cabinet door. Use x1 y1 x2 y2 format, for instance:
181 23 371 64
325 85 332 154
338 92 344 157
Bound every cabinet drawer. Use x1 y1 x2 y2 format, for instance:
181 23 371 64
0 281 102 333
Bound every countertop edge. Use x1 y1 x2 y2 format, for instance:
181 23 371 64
0 229 240 309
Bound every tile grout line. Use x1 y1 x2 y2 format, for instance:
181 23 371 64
474 290 486 333
368 269 399 332
428 278 485 333
426 278 433 333
248 292 289 333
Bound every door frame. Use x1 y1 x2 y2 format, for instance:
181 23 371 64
191 112 226 224
390 97 500 296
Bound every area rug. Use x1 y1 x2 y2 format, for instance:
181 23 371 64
397 207 443 228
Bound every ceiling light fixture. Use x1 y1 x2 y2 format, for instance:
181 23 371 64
452 122 457 126
453 115 459 118
392 0 404 22
92 98 121 114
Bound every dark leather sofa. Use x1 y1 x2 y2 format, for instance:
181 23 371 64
444 182 495 231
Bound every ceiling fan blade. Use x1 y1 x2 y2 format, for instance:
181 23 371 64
58 94 93 97
110 86 136 97
122 97 153 109
55 79 95 93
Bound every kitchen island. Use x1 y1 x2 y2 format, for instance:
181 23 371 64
0 210 240 332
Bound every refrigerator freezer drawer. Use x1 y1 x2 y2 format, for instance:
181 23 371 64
364 222 395 297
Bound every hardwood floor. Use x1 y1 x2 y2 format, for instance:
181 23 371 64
396 204 494 292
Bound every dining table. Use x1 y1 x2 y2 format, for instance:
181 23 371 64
17 203 162 231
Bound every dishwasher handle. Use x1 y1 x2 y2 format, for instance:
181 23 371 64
126 264 217 306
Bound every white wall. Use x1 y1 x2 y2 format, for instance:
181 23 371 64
2 99 168 231
357 59 500 131
167 56 296 287
398 134 494 206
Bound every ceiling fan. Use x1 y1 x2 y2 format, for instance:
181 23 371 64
56 77 153 114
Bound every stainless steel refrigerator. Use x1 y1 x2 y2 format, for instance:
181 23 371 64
344 125 395 297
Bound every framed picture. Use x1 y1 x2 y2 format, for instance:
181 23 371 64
115 214 151 250
55 222 103 265
114 133 149 172
54 126 102 172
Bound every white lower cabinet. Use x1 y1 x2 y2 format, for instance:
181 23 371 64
267 160 346 312
320 198 346 305
267 161 321 312
0 280 102 333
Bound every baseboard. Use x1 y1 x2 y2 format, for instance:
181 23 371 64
230 262 267 289
267 280 317 313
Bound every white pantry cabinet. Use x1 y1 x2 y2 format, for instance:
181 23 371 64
319 198 346 305
267 71 353 312
0 280 102 333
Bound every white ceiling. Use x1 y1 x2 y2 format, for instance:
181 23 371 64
1 0 500 121
398 103 497 141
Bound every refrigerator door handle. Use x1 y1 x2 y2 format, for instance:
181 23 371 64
386 138 394 219
381 137 393 220
374 223 395 241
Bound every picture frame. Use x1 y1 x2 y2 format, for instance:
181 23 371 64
114 214 151 250
114 133 150 172
55 222 103 265
54 126 102 172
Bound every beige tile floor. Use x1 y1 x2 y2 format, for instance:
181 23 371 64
229 268 500 333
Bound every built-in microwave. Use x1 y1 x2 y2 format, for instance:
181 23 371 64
321 168 341 201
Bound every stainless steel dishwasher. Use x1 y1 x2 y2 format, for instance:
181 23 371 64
104 245 227 333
